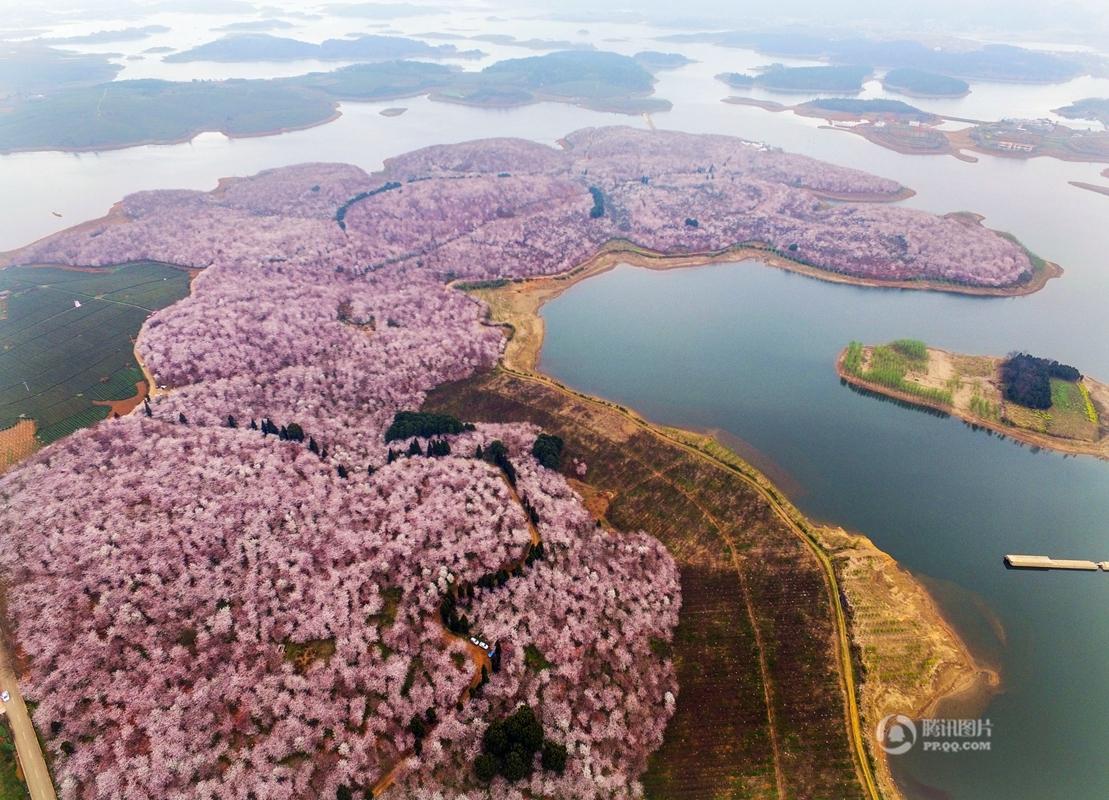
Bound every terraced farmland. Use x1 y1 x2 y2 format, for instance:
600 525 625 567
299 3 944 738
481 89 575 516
0 262 190 455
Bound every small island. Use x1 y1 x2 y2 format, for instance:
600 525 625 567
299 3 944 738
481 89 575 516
163 32 482 62
632 51 694 70
717 64 871 93
838 340 1109 458
881 67 970 98
1053 97 1109 128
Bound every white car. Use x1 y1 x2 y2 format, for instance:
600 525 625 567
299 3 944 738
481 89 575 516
1 690 10 703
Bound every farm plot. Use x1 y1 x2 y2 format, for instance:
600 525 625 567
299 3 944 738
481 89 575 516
0 262 190 448
425 369 865 800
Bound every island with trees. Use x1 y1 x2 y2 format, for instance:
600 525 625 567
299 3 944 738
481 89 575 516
1053 97 1109 128
881 67 970 98
632 50 695 70
0 50 670 153
665 30 1089 83
162 32 483 62
838 341 1109 458
717 64 871 93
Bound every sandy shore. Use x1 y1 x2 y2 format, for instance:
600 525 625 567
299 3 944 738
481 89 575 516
818 526 1000 800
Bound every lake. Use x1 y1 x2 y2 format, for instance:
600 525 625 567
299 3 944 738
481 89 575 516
540 262 1109 799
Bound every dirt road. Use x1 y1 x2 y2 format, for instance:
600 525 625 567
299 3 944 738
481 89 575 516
0 649 56 800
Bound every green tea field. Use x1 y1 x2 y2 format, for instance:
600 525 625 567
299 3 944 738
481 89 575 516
0 261 190 450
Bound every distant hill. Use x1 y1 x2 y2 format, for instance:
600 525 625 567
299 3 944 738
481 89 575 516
163 33 481 62
39 25 169 45
0 44 121 97
213 19 297 32
665 31 1085 83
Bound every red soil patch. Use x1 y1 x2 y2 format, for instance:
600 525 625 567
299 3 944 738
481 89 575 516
92 381 148 418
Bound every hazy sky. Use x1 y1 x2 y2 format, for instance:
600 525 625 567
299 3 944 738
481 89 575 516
1 0 1106 45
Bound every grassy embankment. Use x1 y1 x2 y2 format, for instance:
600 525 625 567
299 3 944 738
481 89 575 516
427 267 992 800
839 341 1108 459
0 719 29 800
0 262 190 471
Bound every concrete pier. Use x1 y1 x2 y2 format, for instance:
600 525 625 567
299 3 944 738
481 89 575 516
1004 554 1103 571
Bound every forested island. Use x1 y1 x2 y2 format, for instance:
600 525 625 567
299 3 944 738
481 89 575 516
1054 97 1109 127
717 64 871 93
881 67 970 97
632 51 695 70
0 51 668 153
0 127 999 800
664 31 1088 82
0 43 121 97
839 341 1108 458
163 32 482 62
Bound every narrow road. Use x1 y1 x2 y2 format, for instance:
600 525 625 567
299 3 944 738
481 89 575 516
0 645 56 800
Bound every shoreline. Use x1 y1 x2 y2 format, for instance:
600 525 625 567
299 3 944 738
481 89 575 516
0 83 671 157
1070 180 1109 197
722 96 1109 165
460 259 1001 800
819 526 1001 799
836 346 1109 460
461 242 1059 376
0 107 346 157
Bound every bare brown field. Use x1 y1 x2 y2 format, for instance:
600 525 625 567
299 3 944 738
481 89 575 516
92 380 148 418
0 420 38 474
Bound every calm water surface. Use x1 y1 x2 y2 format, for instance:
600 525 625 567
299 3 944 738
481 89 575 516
541 262 1109 799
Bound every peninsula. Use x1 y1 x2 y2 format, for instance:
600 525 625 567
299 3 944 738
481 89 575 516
0 128 1028 799
838 341 1109 459
723 96 1109 164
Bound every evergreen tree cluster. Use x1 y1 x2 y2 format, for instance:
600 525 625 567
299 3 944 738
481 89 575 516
473 705 567 784
384 411 473 441
1001 353 1082 410
531 433 564 470
588 186 605 218
479 440 517 486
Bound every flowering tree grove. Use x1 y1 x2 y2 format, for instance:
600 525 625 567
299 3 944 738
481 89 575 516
0 125 1034 799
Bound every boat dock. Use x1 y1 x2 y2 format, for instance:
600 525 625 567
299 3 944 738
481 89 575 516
1004 554 1108 571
